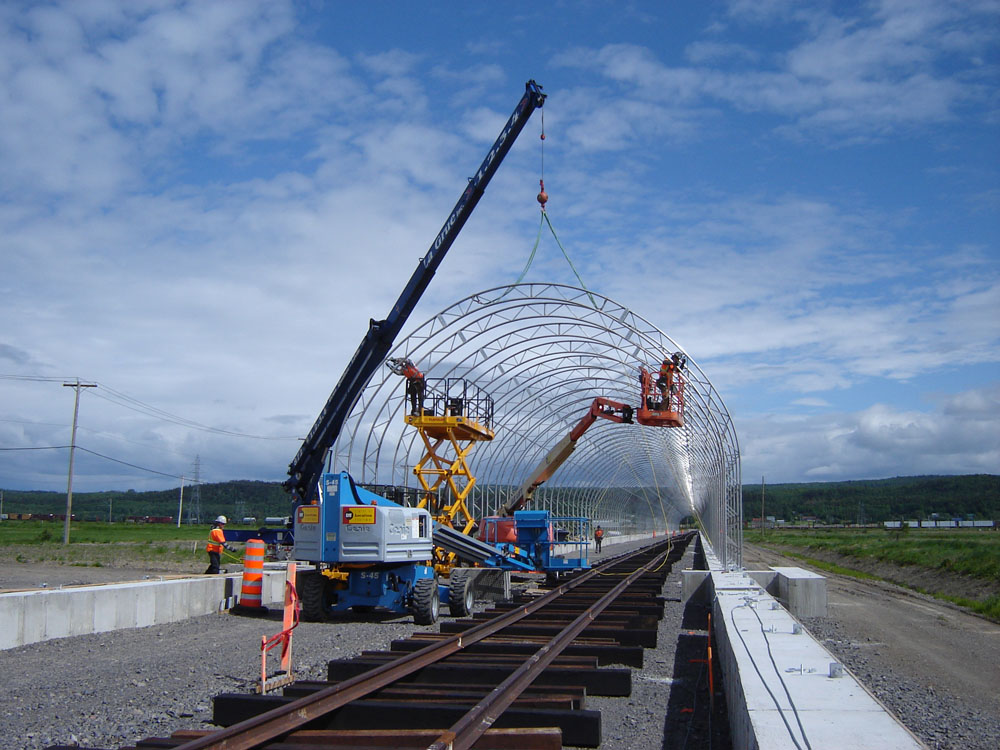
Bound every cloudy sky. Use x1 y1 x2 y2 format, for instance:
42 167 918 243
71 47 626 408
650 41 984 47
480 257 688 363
1 0 997 492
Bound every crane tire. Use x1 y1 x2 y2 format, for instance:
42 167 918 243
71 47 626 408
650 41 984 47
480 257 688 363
299 571 328 621
448 570 474 617
412 576 439 625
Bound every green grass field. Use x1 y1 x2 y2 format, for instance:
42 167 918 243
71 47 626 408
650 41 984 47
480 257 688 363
746 527 1000 620
0 520 253 569
0 520 207 545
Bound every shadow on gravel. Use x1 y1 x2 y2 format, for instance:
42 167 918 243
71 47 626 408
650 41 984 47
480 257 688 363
661 600 732 750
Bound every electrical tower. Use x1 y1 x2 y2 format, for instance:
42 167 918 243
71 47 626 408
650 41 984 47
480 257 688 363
186 455 202 524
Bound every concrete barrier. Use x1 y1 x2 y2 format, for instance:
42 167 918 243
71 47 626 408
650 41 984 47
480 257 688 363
694 539 925 749
0 569 290 651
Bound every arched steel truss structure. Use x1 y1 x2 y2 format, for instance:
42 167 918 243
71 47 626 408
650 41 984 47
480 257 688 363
332 284 743 568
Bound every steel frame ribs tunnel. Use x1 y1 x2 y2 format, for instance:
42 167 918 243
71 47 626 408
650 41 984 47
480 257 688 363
332 283 743 569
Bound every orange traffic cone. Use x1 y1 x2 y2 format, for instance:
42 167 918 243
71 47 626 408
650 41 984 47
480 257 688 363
233 539 268 616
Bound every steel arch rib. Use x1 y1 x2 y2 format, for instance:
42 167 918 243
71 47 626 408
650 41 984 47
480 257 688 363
333 283 742 568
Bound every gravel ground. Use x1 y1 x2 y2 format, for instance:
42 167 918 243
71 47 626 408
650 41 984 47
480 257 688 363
744 543 1000 750
1 537 709 750
584 537 730 750
801 615 998 750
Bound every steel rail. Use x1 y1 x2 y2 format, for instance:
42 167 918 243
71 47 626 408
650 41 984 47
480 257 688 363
427 543 672 750
172 540 673 750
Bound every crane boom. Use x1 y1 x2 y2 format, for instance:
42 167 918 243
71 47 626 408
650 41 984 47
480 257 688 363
287 81 546 502
502 397 633 516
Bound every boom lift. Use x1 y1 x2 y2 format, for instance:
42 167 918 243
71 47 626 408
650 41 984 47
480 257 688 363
503 397 633 518
637 351 686 427
476 398 633 573
290 81 546 622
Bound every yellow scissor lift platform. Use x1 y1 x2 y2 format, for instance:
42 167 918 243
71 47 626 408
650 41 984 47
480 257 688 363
403 378 494 574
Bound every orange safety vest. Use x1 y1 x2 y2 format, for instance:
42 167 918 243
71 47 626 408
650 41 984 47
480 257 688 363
206 527 226 553
595 528 604 539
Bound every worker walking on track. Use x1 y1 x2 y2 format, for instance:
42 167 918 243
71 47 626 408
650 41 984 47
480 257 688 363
205 515 235 574
594 524 604 553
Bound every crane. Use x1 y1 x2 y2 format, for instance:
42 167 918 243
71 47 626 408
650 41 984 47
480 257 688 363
288 81 546 623
286 80 546 505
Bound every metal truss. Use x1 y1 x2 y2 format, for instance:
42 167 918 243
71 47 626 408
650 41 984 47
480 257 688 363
333 283 743 569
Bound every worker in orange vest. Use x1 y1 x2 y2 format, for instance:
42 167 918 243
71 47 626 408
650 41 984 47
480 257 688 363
387 357 426 415
655 352 686 409
594 524 604 553
204 515 235 574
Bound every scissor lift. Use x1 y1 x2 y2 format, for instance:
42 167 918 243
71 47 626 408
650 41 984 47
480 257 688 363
406 378 494 574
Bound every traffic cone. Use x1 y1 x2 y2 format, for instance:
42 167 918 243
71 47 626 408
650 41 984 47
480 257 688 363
232 539 269 616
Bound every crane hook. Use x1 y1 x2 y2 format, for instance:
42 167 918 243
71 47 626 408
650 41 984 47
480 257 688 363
537 179 548 209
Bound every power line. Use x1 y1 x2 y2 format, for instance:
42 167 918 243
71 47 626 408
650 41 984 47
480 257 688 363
1 373 300 441
0 374 68 383
74 446 204 483
0 445 71 451
0 444 205 484
90 382 299 440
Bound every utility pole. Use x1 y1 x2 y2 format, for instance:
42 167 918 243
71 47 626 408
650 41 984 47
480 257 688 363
177 476 185 528
63 379 96 545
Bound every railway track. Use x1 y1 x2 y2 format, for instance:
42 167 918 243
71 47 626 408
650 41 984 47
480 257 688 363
48 533 696 750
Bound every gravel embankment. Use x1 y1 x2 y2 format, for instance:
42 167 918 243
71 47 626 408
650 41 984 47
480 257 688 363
801 615 1000 750
1 538 709 750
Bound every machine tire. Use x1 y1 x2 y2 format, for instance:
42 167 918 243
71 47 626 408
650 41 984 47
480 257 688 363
299 571 329 621
448 569 474 617
412 576 439 625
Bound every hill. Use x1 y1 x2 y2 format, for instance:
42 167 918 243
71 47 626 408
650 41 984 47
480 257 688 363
2 474 997 525
743 474 999 524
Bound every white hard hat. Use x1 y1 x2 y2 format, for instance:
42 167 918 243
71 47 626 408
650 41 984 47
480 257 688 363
215 515 227 524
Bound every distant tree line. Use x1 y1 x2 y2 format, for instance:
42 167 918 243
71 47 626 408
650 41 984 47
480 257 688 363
0 480 289 523
3 474 997 525
743 474 999 524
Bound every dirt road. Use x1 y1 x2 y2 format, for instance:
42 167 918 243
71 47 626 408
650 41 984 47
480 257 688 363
743 543 1000 749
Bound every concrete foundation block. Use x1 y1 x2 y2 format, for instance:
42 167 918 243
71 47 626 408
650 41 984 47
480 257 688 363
44 590 73 641
682 569 711 605
771 566 827 618
23 591 48 644
92 586 118 633
0 594 24 650
69 590 96 637
135 584 157 628
746 570 777 592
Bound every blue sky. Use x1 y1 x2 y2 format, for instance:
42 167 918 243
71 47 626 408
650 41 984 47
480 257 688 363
1 0 997 492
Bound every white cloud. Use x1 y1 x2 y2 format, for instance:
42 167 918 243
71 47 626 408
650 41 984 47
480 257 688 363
0 1 995 494
555 1 998 141
740 384 1000 481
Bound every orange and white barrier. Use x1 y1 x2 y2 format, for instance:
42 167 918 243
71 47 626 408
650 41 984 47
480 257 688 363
239 539 266 608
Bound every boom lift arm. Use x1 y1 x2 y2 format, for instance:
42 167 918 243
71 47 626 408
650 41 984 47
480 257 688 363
286 81 546 503
502 397 633 516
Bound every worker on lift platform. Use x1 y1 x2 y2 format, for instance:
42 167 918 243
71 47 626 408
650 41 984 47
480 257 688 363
655 351 686 410
387 357 426 415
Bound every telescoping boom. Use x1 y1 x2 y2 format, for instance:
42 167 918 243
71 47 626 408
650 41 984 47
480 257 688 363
286 81 546 503
501 397 634 516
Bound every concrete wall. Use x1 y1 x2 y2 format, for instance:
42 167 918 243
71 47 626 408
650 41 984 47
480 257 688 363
695 538 926 750
0 570 289 651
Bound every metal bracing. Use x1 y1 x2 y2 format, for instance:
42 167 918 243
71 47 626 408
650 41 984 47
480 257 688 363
333 284 743 569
